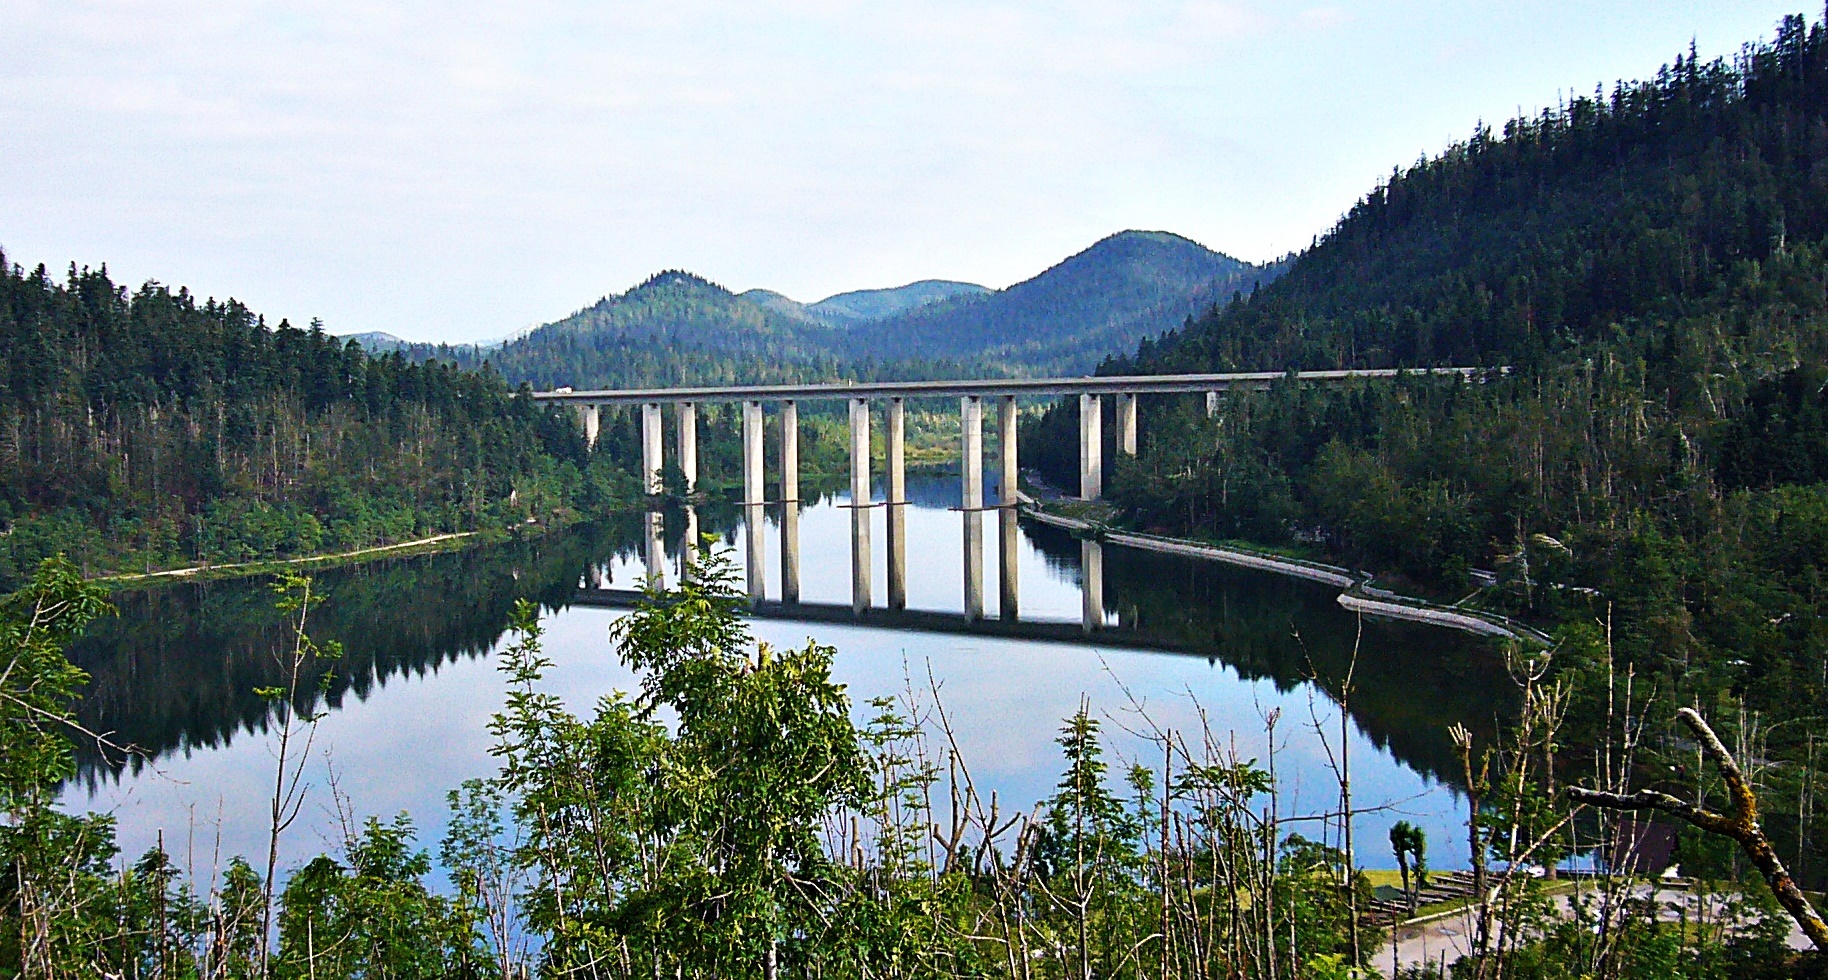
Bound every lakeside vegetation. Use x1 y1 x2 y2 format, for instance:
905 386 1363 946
10 8 1828 979
5 552 1820 978
1022 11 1828 902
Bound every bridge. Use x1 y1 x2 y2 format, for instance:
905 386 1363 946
532 368 1488 623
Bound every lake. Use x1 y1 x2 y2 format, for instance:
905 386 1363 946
61 473 1513 879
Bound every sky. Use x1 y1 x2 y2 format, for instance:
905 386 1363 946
0 1 1810 343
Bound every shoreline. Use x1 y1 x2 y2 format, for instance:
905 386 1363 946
1019 501 1550 645
92 530 492 588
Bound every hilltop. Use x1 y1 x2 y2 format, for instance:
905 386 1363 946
397 231 1275 389
1016 13 1828 872
846 231 1279 374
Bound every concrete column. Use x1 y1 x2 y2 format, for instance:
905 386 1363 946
999 508 1020 621
998 395 1019 504
780 401 800 603
1081 539 1104 632
780 401 799 504
578 403 600 450
961 396 984 506
676 402 697 494
1117 392 1137 456
886 398 907 610
743 400 766 600
849 398 872 612
743 401 765 505
1079 394 1103 500
961 396 984 621
1205 391 1219 418
641 403 663 494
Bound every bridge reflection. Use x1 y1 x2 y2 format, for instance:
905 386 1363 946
574 572 1137 646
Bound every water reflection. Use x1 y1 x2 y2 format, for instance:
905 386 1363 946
63 473 1512 872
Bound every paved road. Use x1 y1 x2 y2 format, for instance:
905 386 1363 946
1380 884 1813 972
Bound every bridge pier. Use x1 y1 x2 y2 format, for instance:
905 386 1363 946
1206 390 1219 418
886 398 907 611
849 398 872 613
641 403 663 494
579 403 600 450
961 396 984 621
1117 393 1137 456
998 395 1019 620
1079 394 1102 500
676 401 697 493
780 401 800 603
743 400 766 599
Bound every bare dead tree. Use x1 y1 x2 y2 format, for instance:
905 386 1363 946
1569 706 1828 951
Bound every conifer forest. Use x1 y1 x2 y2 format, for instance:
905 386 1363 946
14 8 1828 980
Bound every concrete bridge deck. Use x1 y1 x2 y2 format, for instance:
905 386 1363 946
530 367 1488 405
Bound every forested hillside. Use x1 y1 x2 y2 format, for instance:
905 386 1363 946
392 233 1274 390
393 271 860 390
849 230 1281 374
0 259 600 587
1024 12 1828 847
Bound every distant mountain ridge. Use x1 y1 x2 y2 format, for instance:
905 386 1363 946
843 231 1280 374
391 230 1279 388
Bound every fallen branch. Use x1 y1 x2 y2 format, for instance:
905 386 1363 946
1569 706 1828 950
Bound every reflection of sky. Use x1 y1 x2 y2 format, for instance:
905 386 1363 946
68 484 1468 884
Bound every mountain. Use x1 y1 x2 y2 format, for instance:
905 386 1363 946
410 271 858 390
1036 12 1828 797
847 231 1280 374
809 280 989 324
338 330 409 351
405 233 1266 389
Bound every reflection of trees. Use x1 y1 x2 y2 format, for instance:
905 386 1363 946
67 522 637 786
68 499 1513 796
1020 519 1514 784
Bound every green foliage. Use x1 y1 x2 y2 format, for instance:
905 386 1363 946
273 816 483 979
0 261 588 588
0 557 111 809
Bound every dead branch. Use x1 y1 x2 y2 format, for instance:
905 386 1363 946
1569 706 1828 950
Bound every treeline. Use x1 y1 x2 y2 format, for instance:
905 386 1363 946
394 271 994 392
841 231 1282 376
0 257 646 589
4 555 1815 978
1028 10 1828 882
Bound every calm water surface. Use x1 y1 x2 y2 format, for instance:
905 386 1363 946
62 474 1512 876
